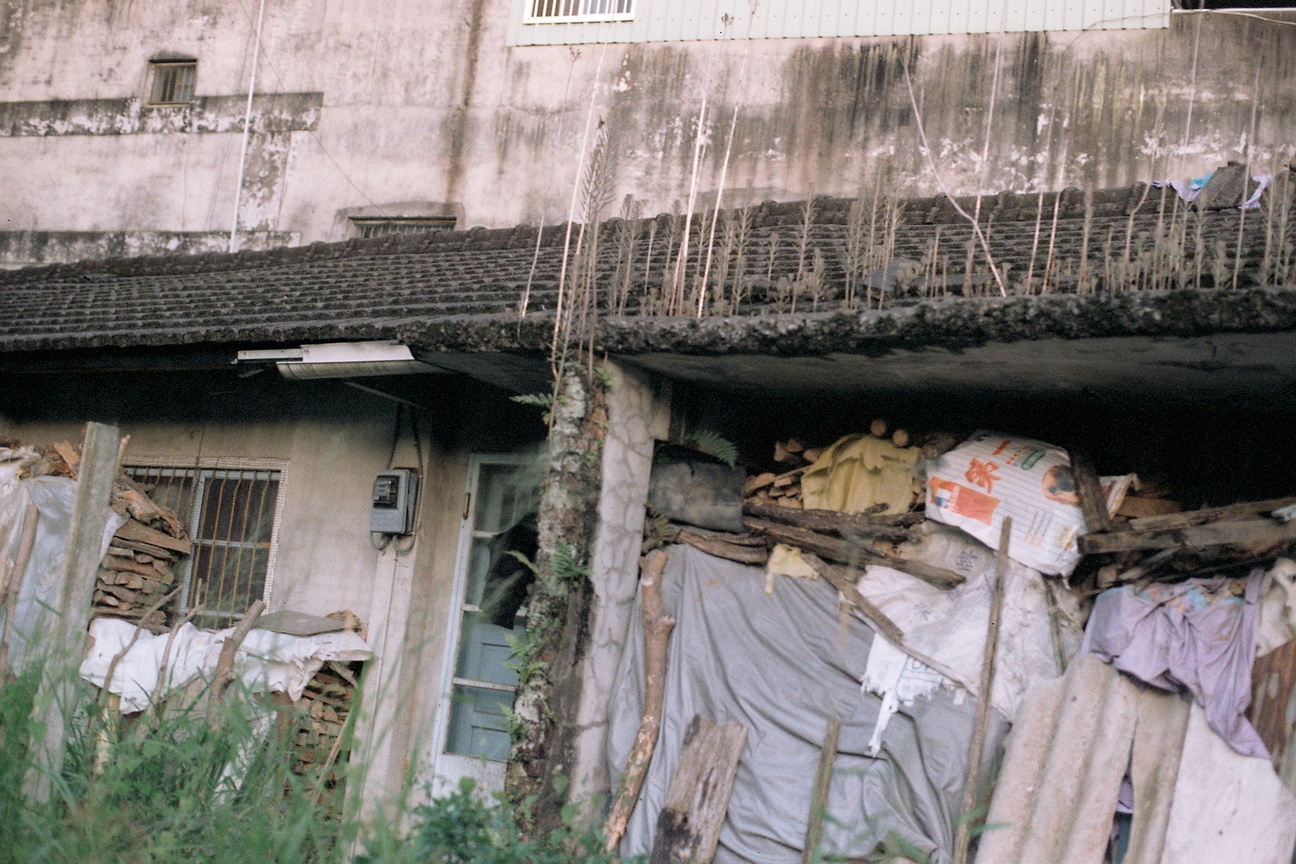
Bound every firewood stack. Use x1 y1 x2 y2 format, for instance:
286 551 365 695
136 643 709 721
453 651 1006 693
25 439 191 633
288 662 359 804
743 438 823 510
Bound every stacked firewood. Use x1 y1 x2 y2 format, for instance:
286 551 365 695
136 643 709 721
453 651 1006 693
743 438 823 509
27 439 191 633
288 663 359 805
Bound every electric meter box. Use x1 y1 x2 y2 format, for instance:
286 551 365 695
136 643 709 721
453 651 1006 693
370 469 418 535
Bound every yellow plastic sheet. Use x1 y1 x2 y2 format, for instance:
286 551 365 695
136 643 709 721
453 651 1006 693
801 433 920 515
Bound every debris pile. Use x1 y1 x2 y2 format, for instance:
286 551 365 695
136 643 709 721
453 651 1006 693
26 439 191 632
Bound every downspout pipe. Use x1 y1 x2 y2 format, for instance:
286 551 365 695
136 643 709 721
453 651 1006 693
229 0 268 253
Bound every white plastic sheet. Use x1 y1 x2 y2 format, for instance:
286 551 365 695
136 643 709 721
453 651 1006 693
81 617 372 713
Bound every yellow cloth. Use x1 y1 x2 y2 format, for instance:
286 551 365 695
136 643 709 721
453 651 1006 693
800 433 920 515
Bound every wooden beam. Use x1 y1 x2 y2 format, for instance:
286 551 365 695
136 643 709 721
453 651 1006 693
1069 451 1112 535
26 422 122 802
800 553 906 645
801 717 841 864
953 517 1012 864
1117 496 1296 533
742 517 964 590
1078 517 1296 555
742 500 915 543
606 550 677 852
648 714 747 864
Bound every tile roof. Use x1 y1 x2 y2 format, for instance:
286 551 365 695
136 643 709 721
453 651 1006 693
2 181 1295 356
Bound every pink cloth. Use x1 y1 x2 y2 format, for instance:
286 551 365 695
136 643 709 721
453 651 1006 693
1081 569 1267 758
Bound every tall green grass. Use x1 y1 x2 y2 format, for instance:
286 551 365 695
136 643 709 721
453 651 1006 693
0 661 620 864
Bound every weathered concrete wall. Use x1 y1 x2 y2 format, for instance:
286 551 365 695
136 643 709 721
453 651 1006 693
1 3 1294 264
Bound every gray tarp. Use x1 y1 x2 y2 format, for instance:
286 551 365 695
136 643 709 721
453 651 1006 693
607 544 1007 864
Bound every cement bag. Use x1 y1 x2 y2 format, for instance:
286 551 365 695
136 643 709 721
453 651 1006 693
925 431 1132 576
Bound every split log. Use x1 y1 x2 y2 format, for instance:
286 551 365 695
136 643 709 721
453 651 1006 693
1078 517 1296 555
1115 495 1296 533
952 518 1012 864
800 553 905 645
676 528 770 566
1069 451 1112 534
743 517 964 590
743 500 915 543
606 550 677 852
114 519 192 556
801 717 841 864
648 714 747 864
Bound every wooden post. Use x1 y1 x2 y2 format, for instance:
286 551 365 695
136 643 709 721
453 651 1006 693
648 714 747 864
801 717 842 864
605 549 676 852
952 517 1012 864
209 600 267 721
0 502 40 689
1069 451 1112 535
26 422 122 802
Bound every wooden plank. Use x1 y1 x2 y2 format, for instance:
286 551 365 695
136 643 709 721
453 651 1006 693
27 422 122 802
801 717 841 864
649 714 748 864
114 519 192 555
800 553 906 645
1118 496 1296 533
743 517 964 590
743 500 916 543
1078 517 1296 555
1069 451 1112 534
676 529 770 566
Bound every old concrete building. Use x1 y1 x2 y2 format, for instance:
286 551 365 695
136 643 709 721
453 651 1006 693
2 0 1294 266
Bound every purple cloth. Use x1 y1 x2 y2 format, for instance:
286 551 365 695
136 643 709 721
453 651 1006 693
1081 570 1267 759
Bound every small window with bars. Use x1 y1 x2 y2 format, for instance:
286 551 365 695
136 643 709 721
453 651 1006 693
125 464 284 625
525 0 633 23
349 217 457 239
148 60 197 105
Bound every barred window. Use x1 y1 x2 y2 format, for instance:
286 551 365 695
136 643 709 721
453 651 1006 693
525 0 633 22
126 464 284 625
349 217 456 239
148 60 196 105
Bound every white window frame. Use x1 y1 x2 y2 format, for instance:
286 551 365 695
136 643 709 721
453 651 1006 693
430 453 537 792
122 456 289 622
524 0 634 24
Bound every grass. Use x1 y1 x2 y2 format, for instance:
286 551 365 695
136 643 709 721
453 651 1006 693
0 655 619 864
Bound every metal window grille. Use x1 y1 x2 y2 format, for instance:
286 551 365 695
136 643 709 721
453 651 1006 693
527 0 633 22
125 465 282 625
350 217 457 239
148 61 196 105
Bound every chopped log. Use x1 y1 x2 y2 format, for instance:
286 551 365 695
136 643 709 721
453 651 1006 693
1069 451 1112 535
744 472 776 495
606 550 677 852
952 517 1012 864
1078 517 1296 555
776 498 804 510
743 500 915 543
801 717 841 864
109 538 183 559
1115 497 1181 519
111 476 185 538
53 441 80 476
676 528 770 566
648 714 748 864
1116 496 1296 533
802 448 824 463
114 519 192 555
800 553 905 645
743 517 964 590
101 555 170 579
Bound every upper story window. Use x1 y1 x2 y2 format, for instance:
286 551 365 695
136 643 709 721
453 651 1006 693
525 0 634 23
148 59 197 106
350 216 457 239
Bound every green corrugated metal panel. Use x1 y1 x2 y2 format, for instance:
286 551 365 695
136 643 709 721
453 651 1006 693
507 0 1169 46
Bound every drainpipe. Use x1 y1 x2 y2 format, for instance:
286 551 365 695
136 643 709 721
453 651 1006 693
229 0 268 254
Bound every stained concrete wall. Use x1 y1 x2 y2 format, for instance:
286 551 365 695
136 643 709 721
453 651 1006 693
1 3 1295 265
